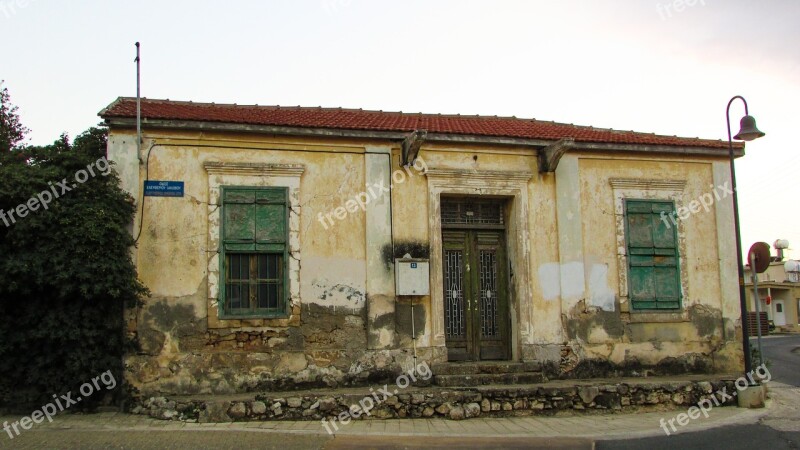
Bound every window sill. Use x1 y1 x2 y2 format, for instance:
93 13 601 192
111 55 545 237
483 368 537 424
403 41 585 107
627 310 688 323
209 301 300 329
219 313 289 321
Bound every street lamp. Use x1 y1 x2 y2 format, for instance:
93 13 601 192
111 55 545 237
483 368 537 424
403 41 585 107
726 95 765 377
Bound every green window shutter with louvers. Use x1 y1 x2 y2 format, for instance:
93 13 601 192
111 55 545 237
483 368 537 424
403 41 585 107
223 187 287 252
625 200 681 310
220 186 290 319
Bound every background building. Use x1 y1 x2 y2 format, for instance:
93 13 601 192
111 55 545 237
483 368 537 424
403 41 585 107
745 242 800 333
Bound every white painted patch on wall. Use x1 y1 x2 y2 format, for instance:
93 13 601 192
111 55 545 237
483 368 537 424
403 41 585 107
588 263 616 312
538 263 560 301
538 261 616 311
301 256 367 309
560 261 585 301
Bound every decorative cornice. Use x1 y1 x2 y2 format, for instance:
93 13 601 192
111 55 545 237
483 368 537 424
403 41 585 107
402 130 427 166
425 168 533 183
539 138 575 173
609 178 686 191
204 161 305 177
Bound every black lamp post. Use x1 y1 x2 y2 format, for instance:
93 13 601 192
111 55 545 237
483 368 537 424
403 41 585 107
726 95 765 376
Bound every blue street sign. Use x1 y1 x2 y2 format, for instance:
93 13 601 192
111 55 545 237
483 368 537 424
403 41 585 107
144 181 184 197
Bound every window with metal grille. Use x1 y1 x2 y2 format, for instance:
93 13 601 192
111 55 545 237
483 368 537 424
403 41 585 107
220 186 289 317
441 198 504 226
225 253 284 312
625 199 681 310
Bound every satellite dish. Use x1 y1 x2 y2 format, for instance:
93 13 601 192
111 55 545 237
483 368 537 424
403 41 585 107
748 242 771 274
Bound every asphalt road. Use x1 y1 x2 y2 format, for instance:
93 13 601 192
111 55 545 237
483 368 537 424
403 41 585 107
599 334 800 450
755 334 800 386
0 430 331 450
598 423 799 450
0 430 592 450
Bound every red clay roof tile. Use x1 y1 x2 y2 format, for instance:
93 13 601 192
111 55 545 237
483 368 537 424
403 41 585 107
100 98 740 150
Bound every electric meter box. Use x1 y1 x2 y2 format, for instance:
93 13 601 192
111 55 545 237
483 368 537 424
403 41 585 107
395 258 430 296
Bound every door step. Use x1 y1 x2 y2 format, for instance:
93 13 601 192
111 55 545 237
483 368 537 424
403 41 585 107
435 372 546 387
431 361 542 375
432 362 545 386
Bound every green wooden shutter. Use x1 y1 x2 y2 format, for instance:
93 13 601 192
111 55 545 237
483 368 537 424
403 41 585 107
626 200 681 310
255 189 287 252
223 189 257 251
223 187 287 252
221 186 289 317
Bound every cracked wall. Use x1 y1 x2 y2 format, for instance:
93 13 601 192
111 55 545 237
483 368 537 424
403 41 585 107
116 131 409 396
110 129 744 397
531 155 743 377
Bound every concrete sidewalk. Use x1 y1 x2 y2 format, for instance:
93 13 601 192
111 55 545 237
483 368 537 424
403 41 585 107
0 396 770 442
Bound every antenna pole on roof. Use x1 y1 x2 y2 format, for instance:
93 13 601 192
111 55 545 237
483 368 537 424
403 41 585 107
135 42 142 162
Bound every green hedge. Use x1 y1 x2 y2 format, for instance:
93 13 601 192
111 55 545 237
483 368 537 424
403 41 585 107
0 127 145 410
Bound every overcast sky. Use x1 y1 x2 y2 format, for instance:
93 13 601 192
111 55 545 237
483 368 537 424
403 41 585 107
2 0 799 259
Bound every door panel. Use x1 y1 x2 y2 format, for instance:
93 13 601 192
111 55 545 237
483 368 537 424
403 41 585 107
442 228 509 361
774 301 786 326
443 230 472 361
476 231 509 360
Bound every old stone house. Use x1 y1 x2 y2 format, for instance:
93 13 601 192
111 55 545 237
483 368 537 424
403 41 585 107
101 98 746 396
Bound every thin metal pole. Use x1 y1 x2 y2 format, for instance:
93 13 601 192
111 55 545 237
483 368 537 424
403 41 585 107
749 252 765 368
727 95 753 377
411 298 417 373
135 42 142 160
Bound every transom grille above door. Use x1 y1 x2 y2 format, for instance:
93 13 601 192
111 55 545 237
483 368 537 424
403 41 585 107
441 198 504 226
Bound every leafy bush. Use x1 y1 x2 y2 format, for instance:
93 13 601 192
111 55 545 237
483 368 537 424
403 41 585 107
0 125 145 410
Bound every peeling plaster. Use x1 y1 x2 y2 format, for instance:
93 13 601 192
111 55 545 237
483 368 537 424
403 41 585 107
301 256 366 309
588 263 615 312
538 262 615 311
314 283 365 304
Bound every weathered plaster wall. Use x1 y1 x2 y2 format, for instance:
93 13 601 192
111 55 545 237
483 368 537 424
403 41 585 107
117 130 433 396
111 128 743 397
549 155 743 375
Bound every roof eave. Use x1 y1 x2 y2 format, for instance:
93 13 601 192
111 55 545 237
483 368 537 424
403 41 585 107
569 140 745 158
97 97 127 118
101 117 742 158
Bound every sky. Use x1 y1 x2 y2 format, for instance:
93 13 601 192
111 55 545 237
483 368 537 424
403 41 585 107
2 0 799 260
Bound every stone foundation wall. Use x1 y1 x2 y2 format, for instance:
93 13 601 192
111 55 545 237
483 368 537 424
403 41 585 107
126 299 446 397
133 379 737 423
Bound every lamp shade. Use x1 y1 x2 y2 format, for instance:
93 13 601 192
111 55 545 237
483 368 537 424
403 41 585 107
733 115 765 141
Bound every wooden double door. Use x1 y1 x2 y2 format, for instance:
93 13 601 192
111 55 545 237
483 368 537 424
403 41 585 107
442 228 510 361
